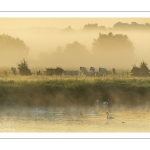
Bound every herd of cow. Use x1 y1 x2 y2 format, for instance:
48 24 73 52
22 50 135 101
9 66 116 76
45 67 116 77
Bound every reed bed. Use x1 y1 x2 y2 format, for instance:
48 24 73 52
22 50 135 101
0 73 150 107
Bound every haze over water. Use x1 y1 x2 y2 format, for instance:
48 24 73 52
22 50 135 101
1 106 150 132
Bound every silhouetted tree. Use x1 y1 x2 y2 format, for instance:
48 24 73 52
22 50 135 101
0 34 29 65
83 23 106 31
62 26 74 32
92 32 135 67
139 61 149 76
18 59 32 75
63 41 91 66
46 67 64 75
131 65 140 76
45 41 91 67
113 22 150 30
131 61 150 76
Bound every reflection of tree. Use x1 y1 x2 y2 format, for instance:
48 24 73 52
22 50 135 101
0 34 29 63
92 32 135 67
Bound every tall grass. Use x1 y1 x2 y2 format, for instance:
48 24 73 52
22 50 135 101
0 75 150 107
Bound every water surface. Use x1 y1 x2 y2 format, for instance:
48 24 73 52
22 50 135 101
0 106 150 132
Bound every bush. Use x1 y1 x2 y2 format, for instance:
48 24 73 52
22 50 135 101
18 59 32 75
131 61 150 77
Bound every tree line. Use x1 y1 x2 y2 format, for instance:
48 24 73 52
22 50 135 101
0 32 136 68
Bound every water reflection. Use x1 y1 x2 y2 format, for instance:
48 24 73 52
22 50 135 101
0 106 150 132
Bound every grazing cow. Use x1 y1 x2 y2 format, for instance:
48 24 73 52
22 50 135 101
83 70 95 76
99 67 107 73
65 70 79 76
90 67 95 72
35 71 42 75
112 68 116 74
4 71 7 76
80 67 87 73
11 67 16 75
96 67 107 76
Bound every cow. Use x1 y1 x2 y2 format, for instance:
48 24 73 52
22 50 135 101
112 68 116 74
96 67 107 77
83 70 95 76
99 67 107 73
90 67 95 72
11 67 16 75
4 71 7 76
80 67 87 73
35 71 42 75
65 70 79 76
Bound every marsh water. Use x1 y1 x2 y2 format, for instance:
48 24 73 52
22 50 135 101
0 106 150 132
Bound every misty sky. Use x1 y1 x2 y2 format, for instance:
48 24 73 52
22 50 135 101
1 18 150 69
1 18 150 29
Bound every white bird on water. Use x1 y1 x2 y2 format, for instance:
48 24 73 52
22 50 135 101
103 102 108 106
106 112 114 120
96 99 99 103
35 109 46 114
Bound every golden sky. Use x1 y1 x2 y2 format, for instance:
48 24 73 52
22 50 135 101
1 18 150 29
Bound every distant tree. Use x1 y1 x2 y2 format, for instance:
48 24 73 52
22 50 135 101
62 26 74 32
92 32 135 67
92 32 134 53
139 61 149 75
64 41 89 55
83 23 99 30
113 22 130 30
45 67 64 76
45 41 91 67
17 59 31 75
131 61 150 76
83 23 106 31
63 41 91 66
0 34 29 65
131 65 140 76
113 22 150 30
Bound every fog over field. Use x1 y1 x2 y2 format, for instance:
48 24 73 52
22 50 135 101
1 18 150 70
1 18 150 132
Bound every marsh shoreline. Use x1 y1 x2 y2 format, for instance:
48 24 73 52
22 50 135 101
0 78 150 107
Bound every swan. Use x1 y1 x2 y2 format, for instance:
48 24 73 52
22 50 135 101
106 112 114 120
35 109 46 114
103 102 108 108
80 112 83 115
96 99 99 103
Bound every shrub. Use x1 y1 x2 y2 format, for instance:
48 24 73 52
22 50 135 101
17 59 32 75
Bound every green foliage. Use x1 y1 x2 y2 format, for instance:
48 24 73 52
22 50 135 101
17 59 32 75
0 78 150 107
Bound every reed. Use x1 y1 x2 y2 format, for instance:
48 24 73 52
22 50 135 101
0 75 150 107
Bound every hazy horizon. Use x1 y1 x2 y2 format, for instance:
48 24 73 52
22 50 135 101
1 18 150 70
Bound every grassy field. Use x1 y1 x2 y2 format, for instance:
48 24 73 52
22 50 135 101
0 72 150 108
